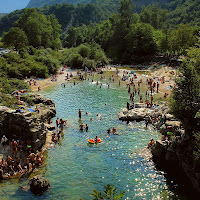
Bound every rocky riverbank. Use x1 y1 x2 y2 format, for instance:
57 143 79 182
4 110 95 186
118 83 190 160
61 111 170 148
118 103 200 194
0 93 56 152
151 136 200 193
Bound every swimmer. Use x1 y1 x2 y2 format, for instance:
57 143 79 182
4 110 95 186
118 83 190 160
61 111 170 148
112 127 116 134
107 128 111 134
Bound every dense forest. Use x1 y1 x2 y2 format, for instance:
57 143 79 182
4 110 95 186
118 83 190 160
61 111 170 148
1 0 200 37
0 2 118 36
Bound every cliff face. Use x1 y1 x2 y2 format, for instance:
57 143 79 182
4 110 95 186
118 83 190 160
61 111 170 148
0 94 56 152
151 136 200 193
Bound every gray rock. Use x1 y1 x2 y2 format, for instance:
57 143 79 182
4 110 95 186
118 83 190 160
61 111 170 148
118 107 155 121
0 94 56 152
134 103 145 108
165 114 174 120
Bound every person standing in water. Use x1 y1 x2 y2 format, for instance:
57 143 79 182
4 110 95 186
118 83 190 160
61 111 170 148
79 109 82 119
85 124 88 132
56 117 59 131
80 123 84 131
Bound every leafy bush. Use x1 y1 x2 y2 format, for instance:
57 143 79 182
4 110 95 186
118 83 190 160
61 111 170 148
0 78 30 94
83 58 96 69
62 43 109 69
91 184 125 200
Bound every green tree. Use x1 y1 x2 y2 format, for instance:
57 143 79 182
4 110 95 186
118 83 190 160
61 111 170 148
169 24 197 54
140 4 168 29
91 184 125 200
13 8 61 49
120 0 135 28
187 33 200 74
2 27 28 50
171 61 200 136
126 22 157 56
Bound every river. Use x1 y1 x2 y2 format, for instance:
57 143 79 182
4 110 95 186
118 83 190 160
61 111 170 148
0 73 188 199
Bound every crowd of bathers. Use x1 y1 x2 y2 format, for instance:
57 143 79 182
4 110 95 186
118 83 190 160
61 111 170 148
0 135 44 180
51 118 67 143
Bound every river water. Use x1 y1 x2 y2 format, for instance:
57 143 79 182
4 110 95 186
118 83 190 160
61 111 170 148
0 74 187 199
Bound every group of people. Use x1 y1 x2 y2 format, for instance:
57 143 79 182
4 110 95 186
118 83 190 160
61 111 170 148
107 127 117 134
0 135 44 180
51 118 67 143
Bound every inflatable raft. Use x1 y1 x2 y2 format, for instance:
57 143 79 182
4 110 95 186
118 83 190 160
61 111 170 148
87 138 102 144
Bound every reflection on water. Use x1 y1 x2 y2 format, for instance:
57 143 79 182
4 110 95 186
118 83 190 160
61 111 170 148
0 78 186 199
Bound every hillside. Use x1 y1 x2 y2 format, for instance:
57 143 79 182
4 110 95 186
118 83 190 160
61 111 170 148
0 13 7 19
27 0 170 10
166 0 200 26
27 0 91 8
1 0 200 37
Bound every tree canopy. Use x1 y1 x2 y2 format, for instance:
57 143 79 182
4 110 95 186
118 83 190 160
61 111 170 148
2 8 61 50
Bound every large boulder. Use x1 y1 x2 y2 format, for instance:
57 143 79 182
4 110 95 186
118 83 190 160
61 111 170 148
118 107 155 121
151 140 168 160
29 176 50 195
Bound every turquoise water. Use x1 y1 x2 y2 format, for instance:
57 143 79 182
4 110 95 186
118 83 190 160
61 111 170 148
0 76 184 199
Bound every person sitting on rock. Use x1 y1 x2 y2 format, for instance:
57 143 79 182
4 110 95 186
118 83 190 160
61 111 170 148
35 106 40 113
0 158 7 170
15 157 23 173
25 157 30 171
28 153 36 169
0 167 10 180
6 155 15 174
148 139 154 148
35 155 42 166
167 126 173 140
26 139 32 155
